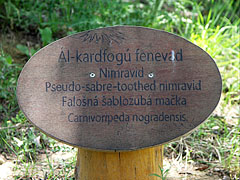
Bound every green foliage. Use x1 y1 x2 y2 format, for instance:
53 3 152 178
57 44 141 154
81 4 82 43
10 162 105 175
0 0 238 37
0 0 239 178
0 49 21 122
191 25 239 106
1 111 51 160
168 117 240 178
39 27 53 46
16 44 37 58
16 27 53 57
150 165 169 180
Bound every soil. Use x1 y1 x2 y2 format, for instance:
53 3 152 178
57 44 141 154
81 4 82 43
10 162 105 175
0 143 226 180
0 31 234 180
0 30 40 64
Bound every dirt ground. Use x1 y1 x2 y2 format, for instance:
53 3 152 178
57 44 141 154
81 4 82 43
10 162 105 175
0 32 234 180
0 143 226 180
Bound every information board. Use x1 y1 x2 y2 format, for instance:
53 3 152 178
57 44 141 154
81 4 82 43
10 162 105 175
17 26 222 151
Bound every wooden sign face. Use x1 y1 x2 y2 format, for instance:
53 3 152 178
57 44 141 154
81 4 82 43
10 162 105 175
17 26 221 151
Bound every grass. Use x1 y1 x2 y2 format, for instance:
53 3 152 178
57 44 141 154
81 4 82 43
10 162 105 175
0 0 239 179
150 165 170 180
167 117 239 176
0 49 21 120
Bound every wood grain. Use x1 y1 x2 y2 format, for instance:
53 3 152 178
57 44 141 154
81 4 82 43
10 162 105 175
75 146 164 180
17 26 222 151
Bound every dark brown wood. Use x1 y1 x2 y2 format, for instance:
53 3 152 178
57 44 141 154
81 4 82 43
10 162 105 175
17 26 222 151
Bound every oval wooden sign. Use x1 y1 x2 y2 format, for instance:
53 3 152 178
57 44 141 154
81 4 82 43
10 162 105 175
17 26 221 151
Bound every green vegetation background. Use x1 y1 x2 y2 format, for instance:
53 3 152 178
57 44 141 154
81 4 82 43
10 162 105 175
0 0 239 179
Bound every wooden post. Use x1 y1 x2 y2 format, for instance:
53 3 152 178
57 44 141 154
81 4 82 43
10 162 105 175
17 26 222 180
75 145 164 180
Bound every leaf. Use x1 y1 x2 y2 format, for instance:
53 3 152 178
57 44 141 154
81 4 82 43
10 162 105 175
6 55 12 64
149 173 162 178
16 44 28 56
195 165 209 171
30 48 37 56
39 27 53 46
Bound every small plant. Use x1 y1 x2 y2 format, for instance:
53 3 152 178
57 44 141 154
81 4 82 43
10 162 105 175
39 27 53 46
0 49 21 123
0 0 239 179
16 27 53 58
16 44 37 58
150 165 169 180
